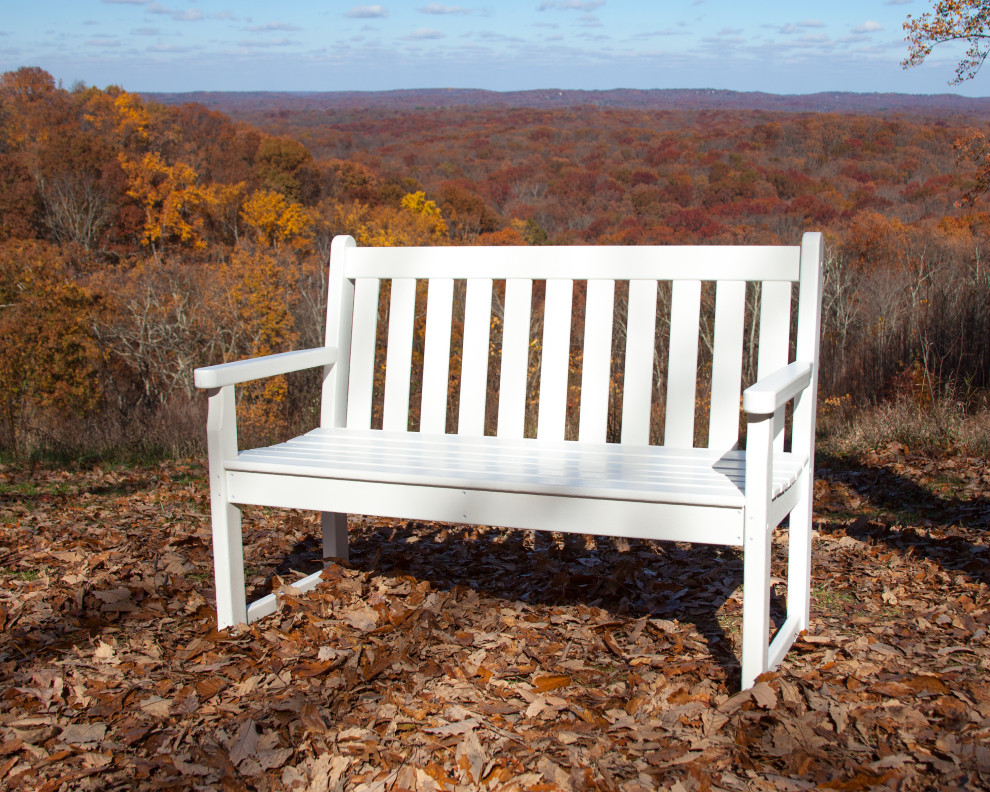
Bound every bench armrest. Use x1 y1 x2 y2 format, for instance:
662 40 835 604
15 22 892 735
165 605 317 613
194 346 337 389
742 361 813 415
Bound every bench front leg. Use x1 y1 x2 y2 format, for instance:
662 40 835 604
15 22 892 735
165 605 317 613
207 385 247 629
321 512 349 563
742 410 773 689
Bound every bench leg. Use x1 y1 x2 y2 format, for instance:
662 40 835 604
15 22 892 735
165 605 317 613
322 512 348 563
787 479 814 631
742 412 773 690
212 502 247 630
741 521 772 690
207 384 247 630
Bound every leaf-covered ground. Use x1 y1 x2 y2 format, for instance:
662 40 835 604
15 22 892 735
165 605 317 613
0 446 988 791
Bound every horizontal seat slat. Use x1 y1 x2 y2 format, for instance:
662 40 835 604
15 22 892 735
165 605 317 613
227 429 806 509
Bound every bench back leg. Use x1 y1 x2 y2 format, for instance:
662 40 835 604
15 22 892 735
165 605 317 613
322 512 349 563
787 474 814 629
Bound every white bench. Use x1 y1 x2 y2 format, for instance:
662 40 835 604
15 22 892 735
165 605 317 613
194 232 823 690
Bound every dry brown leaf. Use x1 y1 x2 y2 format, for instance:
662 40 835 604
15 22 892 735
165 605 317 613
59 723 106 746
424 719 479 736
343 606 379 632
455 729 486 783
533 673 572 693
228 719 259 766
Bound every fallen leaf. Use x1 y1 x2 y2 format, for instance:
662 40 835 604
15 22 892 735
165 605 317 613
455 729 485 783
59 723 106 746
229 719 259 766
533 674 571 693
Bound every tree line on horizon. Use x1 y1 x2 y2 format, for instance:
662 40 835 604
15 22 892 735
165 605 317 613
1 66 989 458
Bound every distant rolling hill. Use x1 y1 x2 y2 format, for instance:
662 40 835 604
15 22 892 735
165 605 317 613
142 87 990 117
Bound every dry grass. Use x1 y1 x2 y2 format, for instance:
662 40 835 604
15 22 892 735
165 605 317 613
818 394 990 458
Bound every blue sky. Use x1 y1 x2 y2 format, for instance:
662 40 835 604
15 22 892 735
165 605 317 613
0 0 984 95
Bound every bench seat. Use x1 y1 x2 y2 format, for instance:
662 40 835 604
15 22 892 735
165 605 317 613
231 429 806 508
223 430 807 548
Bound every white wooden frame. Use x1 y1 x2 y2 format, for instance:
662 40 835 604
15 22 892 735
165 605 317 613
194 232 824 690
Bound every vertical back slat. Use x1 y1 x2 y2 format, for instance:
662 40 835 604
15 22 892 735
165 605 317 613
758 280 793 450
664 280 703 448
536 279 573 440
707 280 746 453
757 281 792 378
497 278 533 438
578 279 615 443
382 278 417 431
792 233 824 455
346 277 381 429
458 278 493 435
620 279 659 445
419 277 454 434
323 235 355 429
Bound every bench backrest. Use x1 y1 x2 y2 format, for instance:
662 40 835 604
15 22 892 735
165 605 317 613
323 233 823 455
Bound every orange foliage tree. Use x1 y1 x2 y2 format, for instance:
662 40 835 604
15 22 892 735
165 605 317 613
222 242 303 445
903 0 990 83
903 2 990 204
240 189 313 250
120 152 213 251
0 240 101 454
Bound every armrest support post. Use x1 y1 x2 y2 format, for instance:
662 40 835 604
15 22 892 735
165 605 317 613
741 407 774 689
206 385 246 627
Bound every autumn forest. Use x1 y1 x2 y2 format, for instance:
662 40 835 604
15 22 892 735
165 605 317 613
3 61 990 791
2 65 990 458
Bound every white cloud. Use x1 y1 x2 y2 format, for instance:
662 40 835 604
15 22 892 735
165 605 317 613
538 0 605 11
347 5 388 18
101 0 149 4
419 3 467 13
149 43 192 52
144 4 204 21
237 37 294 47
134 27 160 35
703 35 743 46
853 20 883 34
246 22 302 32
474 30 525 43
403 27 446 39
769 19 825 35
87 36 122 47
631 28 684 39
885 0 912 5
